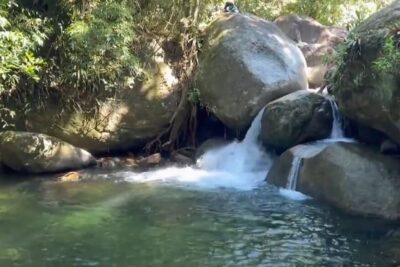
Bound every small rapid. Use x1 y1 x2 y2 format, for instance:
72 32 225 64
122 97 350 195
122 108 273 191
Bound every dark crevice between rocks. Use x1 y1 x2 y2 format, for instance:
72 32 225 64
195 107 236 145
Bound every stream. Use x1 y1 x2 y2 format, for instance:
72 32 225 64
1 175 400 266
1 104 400 266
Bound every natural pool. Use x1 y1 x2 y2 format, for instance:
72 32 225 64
1 171 400 267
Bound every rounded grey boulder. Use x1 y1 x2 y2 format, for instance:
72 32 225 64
196 13 308 131
260 91 332 153
0 131 96 174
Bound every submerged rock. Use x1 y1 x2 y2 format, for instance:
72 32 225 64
260 91 332 153
170 151 194 165
196 13 307 131
58 171 81 182
0 131 96 174
275 14 347 88
97 153 164 171
267 142 400 220
333 1 400 147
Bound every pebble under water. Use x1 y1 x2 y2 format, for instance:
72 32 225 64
1 173 400 267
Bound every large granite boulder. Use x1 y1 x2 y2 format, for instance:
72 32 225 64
332 1 400 146
4 43 180 155
275 15 347 88
196 13 308 131
267 142 400 220
260 91 332 153
0 131 96 173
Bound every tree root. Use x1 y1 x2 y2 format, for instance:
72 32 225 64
145 26 200 154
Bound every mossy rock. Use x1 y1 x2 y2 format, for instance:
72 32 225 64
332 1 400 145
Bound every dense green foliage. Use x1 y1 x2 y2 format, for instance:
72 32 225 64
0 0 392 91
0 0 49 92
57 1 139 93
0 0 393 124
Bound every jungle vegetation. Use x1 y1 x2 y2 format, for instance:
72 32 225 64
0 0 392 142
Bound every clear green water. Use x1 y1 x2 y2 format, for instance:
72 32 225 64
1 171 400 267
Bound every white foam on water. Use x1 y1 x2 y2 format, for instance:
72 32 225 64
121 108 273 191
121 167 266 191
279 188 310 201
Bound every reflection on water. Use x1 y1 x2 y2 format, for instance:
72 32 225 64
0 172 400 267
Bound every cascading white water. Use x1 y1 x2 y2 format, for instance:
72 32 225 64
328 98 345 139
197 108 270 174
286 156 302 190
121 108 273 191
279 143 324 201
118 97 352 196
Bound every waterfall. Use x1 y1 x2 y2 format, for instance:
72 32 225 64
279 99 352 201
286 156 303 190
197 108 269 173
328 98 345 139
279 144 318 201
121 108 273 191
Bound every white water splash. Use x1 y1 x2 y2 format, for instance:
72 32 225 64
197 108 270 174
279 188 310 201
122 109 273 191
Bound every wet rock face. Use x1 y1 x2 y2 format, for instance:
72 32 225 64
333 1 400 147
196 13 307 131
267 142 400 220
275 14 347 88
260 91 332 154
0 131 96 174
